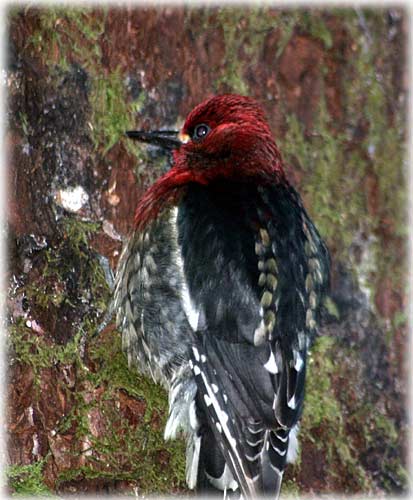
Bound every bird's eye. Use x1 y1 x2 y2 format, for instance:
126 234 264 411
193 123 210 141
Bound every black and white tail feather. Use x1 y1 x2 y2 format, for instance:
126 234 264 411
112 181 329 499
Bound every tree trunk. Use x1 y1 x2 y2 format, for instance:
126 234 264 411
6 6 408 495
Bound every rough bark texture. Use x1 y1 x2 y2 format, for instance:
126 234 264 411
6 6 408 497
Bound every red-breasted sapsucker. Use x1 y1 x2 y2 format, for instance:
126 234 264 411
112 94 330 498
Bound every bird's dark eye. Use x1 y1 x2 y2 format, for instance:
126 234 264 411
193 123 210 141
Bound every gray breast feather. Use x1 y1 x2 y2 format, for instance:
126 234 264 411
112 207 195 386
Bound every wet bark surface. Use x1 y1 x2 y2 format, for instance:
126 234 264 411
6 6 408 497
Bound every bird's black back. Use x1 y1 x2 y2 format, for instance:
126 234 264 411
178 179 329 497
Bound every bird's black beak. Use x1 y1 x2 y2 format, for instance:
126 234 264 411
125 130 182 151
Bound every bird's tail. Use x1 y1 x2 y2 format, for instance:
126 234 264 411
188 418 299 499
259 430 288 498
196 424 240 497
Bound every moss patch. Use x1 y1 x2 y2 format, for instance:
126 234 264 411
280 9 406 313
303 337 372 491
18 7 146 159
296 333 407 493
213 7 272 94
7 460 54 497
24 8 105 71
8 209 186 493
65 333 187 493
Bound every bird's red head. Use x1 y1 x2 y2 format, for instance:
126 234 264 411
129 94 285 230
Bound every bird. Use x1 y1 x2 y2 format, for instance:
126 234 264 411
111 94 330 498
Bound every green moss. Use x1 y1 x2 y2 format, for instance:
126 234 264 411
18 112 30 137
298 11 333 49
301 333 408 492
53 333 186 492
212 9 248 94
7 459 53 496
281 100 367 252
9 320 85 386
343 10 407 295
61 218 110 313
22 219 109 314
323 296 340 320
212 7 274 94
21 7 143 158
10 217 109 385
56 404 185 491
90 69 146 156
280 9 406 309
281 476 301 497
88 334 165 406
26 8 104 71
211 8 334 94
345 11 407 232
9 318 186 493
381 461 409 492
302 336 373 490
349 402 407 489
304 336 342 431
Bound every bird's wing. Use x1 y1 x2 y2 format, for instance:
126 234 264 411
186 182 329 497
256 183 330 428
112 207 195 385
